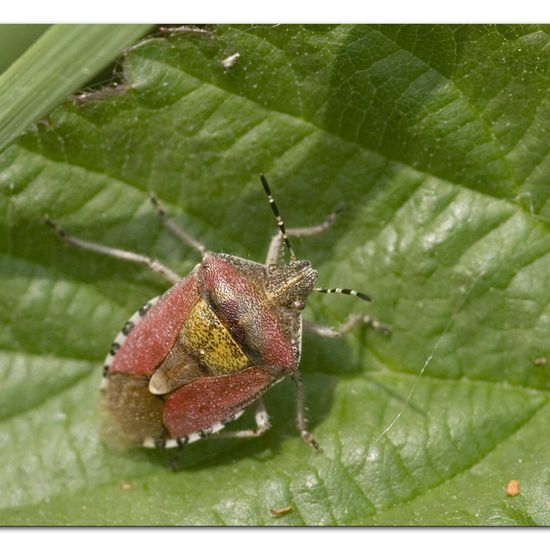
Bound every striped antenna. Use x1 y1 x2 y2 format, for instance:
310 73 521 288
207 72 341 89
314 287 372 302
260 174 296 261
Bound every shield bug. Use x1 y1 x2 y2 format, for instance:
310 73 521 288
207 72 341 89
45 175 388 451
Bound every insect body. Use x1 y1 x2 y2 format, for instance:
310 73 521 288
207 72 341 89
46 176 387 451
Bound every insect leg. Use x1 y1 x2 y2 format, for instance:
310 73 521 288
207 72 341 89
149 193 208 257
45 217 180 284
292 371 320 451
212 397 271 440
265 202 345 265
158 25 213 37
303 314 391 338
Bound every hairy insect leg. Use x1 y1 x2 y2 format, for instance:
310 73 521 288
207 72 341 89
159 25 213 37
292 371 320 451
265 204 345 265
44 217 180 284
149 193 208 257
211 397 271 440
303 313 391 338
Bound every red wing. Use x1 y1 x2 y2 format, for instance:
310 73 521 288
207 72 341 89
111 270 200 376
163 366 281 438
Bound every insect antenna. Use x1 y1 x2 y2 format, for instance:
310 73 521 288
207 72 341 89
313 287 372 302
260 174 297 261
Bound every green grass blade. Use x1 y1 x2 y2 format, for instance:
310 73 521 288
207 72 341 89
0 24 153 152
0 25 49 73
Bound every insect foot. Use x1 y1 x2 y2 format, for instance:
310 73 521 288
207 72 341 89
300 430 321 452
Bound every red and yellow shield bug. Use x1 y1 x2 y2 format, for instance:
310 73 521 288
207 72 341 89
46 176 388 452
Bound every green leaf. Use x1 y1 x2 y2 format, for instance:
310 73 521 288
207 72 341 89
1 24 550 526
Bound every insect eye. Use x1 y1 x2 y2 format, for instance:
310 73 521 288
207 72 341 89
292 300 305 310
268 263 278 274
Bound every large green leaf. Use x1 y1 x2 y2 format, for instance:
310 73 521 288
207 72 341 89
1 24 549 526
